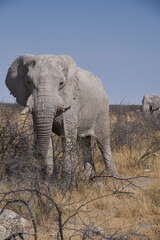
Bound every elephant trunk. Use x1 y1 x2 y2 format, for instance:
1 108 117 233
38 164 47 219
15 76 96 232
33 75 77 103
32 90 61 159
32 109 55 177
34 111 54 159
29 88 63 176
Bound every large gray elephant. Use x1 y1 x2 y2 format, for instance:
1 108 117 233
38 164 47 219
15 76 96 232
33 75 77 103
5 54 118 181
142 94 160 121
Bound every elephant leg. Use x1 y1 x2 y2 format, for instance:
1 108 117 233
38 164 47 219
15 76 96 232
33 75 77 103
81 136 96 179
95 114 119 177
61 114 78 184
61 135 77 184
45 135 57 178
61 111 80 184
96 137 119 177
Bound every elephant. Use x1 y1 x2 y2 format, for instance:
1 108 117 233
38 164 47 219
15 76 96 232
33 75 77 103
5 54 118 182
142 94 160 121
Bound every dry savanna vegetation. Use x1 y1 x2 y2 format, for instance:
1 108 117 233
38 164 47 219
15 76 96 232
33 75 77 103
0 103 160 239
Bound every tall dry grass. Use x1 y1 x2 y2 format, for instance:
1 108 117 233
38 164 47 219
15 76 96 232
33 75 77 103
0 103 160 239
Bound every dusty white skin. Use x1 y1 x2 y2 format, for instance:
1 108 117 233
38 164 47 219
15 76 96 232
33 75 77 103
5 54 118 181
142 94 160 121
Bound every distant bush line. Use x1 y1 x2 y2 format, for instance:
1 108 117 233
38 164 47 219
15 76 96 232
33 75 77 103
110 104 141 112
0 102 141 113
0 102 22 112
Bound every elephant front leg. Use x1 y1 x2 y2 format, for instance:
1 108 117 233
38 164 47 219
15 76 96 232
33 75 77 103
61 136 77 184
81 136 96 179
45 135 57 178
61 112 78 185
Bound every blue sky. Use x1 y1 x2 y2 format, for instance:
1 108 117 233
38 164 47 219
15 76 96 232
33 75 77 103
0 0 160 104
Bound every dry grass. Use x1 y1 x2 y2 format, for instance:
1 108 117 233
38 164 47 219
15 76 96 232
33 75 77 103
0 104 160 239
35 176 160 239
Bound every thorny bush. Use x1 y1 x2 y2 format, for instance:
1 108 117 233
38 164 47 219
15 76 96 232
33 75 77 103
0 103 159 239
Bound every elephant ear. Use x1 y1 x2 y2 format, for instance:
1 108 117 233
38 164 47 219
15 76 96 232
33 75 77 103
5 55 30 106
151 95 160 110
142 95 147 104
59 55 78 108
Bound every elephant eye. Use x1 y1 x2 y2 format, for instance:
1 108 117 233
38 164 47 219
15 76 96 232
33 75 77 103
59 82 64 89
26 79 33 89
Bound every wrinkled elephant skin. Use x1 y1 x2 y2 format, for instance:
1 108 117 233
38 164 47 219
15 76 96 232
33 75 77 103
5 54 119 182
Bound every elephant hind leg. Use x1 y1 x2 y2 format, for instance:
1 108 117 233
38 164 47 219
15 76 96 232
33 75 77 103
81 136 96 179
96 138 119 177
95 114 119 177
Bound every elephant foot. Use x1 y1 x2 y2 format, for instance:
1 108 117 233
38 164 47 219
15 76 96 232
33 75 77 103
83 162 96 180
104 159 119 178
61 172 77 189
105 168 119 178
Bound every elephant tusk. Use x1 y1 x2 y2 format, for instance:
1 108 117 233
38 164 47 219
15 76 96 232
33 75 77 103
60 105 65 112
21 106 30 115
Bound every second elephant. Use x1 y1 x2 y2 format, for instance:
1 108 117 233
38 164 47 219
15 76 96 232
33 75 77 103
142 94 160 121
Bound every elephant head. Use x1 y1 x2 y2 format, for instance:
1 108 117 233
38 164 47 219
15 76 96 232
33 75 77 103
5 54 78 162
142 94 160 120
